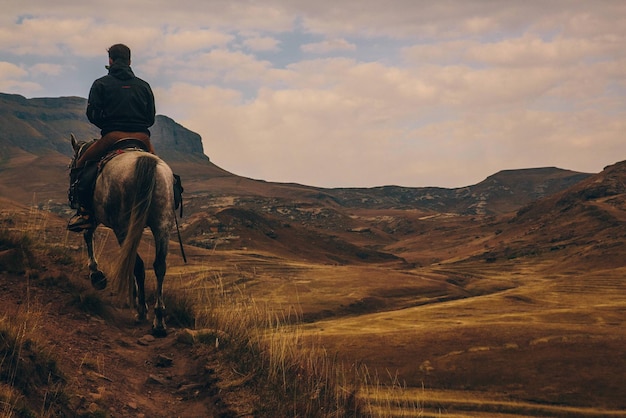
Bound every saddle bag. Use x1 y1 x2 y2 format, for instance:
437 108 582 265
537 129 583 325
68 161 99 210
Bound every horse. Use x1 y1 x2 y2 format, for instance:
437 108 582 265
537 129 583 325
70 134 174 336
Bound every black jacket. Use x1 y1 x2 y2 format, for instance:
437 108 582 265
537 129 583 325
86 60 156 136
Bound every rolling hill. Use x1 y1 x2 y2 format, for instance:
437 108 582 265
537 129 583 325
0 93 593 264
2 92 626 416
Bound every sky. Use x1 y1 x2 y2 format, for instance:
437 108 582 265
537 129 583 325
1 1 625 189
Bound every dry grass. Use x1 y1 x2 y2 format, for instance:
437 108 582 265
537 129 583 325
0 213 88 417
357 367 421 417
1 207 383 416
188 276 363 417
0 297 68 418
170 270 425 417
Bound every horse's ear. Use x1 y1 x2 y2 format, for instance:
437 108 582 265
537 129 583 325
70 133 77 150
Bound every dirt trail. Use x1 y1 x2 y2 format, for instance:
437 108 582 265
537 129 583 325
0 268 254 418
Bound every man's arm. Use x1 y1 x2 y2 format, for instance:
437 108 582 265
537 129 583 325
146 84 156 127
86 81 105 129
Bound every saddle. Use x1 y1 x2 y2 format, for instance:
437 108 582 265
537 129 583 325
98 138 149 172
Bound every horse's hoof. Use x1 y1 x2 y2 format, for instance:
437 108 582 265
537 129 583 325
151 326 167 338
90 271 107 290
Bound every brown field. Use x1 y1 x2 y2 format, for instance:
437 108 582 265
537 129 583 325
2 159 626 416
175 254 626 416
169 204 626 416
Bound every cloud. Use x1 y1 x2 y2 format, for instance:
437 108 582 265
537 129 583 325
0 62 41 94
0 16 164 58
301 38 356 54
30 63 64 76
1 1 625 187
161 29 234 55
153 41 625 187
0 62 26 78
242 36 281 52
404 35 619 69
0 17 90 56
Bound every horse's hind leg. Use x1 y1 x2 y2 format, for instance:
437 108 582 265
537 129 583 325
84 229 107 290
134 255 148 322
151 232 169 337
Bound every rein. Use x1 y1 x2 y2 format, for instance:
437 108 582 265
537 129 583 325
173 209 187 263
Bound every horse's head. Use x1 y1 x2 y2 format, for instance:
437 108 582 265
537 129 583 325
70 133 92 168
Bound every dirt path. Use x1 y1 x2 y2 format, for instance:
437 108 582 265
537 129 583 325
0 268 254 418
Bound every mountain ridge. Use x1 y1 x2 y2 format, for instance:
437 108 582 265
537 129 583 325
0 92 593 217
0 93 209 164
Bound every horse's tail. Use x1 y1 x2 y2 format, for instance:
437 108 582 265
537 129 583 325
112 155 157 304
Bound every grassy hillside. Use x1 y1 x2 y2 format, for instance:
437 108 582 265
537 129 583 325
3 157 626 416
0 199 415 417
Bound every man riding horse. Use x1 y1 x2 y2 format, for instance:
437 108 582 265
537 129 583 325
68 43 156 232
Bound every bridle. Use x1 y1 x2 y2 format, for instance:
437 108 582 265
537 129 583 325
69 141 91 170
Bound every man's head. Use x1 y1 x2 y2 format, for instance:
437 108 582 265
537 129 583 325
107 44 131 65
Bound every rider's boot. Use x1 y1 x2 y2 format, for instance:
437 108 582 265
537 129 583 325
67 166 96 232
67 207 95 232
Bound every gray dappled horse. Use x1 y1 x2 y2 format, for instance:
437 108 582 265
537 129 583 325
70 134 174 336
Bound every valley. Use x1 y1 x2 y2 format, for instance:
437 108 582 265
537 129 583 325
2 93 626 416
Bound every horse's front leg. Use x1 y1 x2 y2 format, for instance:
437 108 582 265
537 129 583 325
151 233 168 337
84 229 107 290
134 255 148 322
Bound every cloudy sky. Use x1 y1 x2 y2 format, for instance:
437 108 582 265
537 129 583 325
2 1 625 188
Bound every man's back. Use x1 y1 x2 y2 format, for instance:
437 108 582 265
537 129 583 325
86 60 155 136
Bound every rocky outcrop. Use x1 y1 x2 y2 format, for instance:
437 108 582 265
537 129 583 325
151 115 207 162
0 93 208 163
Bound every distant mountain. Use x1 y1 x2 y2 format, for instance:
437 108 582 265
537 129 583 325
473 160 626 269
0 93 208 164
325 167 591 215
0 92 592 217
